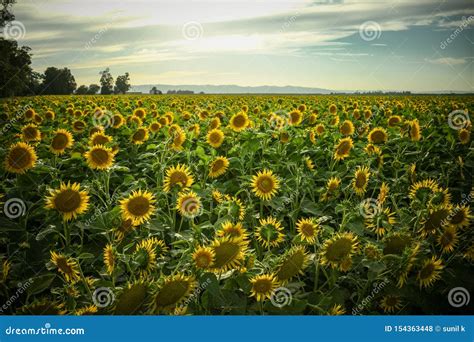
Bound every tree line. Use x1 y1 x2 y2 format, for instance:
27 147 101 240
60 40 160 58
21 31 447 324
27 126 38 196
0 1 131 97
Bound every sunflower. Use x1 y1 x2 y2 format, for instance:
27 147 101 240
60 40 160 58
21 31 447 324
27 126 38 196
163 164 194 192
75 305 98 316
90 131 112 146
251 169 280 201
84 145 115 170
51 129 74 154
296 218 319 244
449 205 471 228
209 156 229 178
380 295 403 313
210 237 248 273
72 120 86 132
339 120 354 136
103 243 115 275
352 166 370 196
149 121 161 133
114 218 137 241
329 103 337 114
229 111 249 132
320 232 358 272
464 244 474 262
333 137 353 161
133 107 146 119
170 126 186 151
132 127 149 145
256 217 285 248
408 179 439 203
364 242 381 260
408 120 421 141
176 191 201 218
146 236 169 257
50 251 81 283
18 299 66 315
21 124 41 142
420 206 451 236
45 182 90 221
377 182 390 204
417 256 443 288
112 114 125 128
249 273 278 301
315 123 325 135
24 108 35 120
4 142 37 174
387 115 402 127
192 246 215 270
305 157 315 171
133 239 157 277
368 127 388 144
365 205 396 236
288 110 303 126
438 225 458 253
217 221 248 240
459 128 471 144
207 128 225 148
326 177 341 192
219 195 246 221
275 246 309 283
120 190 156 225
114 280 149 315
328 304 346 315
152 274 196 311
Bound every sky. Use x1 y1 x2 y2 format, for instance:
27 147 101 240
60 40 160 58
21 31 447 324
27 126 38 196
6 0 474 92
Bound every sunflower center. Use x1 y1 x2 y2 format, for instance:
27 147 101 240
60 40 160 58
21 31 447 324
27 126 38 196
337 141 351 154
90 149 110 165
170 171 188 186
277 250 304 281
371 130 386 143
127 197 150 217
23 127 38 139
155 280 190 308
300 223 315 237
52 133 69 150
196 253 212 267
56 257 74 274
254 279 272 293
92 135 109 145
209 132 222 144
133 129 146 141
355 173 367 188
54 189 82 213
233 114 246 127
419 263 435 280
213 242 240 268
212 159 225 172
383 235 410 255
326 238 352 262
257 176 274 193
8 147 32 169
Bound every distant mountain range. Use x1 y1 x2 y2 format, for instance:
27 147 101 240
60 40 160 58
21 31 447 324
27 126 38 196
129 84 472 95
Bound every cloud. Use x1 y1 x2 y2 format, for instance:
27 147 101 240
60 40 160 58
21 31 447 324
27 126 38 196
427 57 467 65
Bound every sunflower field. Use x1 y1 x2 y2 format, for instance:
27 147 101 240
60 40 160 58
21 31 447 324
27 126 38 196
0 95 472 315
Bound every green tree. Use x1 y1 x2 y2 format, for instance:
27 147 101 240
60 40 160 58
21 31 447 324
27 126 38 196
99 68 114 95
0 0 16 27
114 72 130 94
40 67 77 94
87 84 100 94
76 85 88 95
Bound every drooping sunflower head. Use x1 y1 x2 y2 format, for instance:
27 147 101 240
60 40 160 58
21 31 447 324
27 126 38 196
339 120 355 136
296 217 319 244
114 218 137 241
365 207 396 237
326 177 341 192
377 182 390 204
408 179 439 204
176 191 202 219
45 182 90 221
21 124 41 142
420 206 451 236
449 205 471 228
352 166 371 196
382 232 413 256
151 274 196 312
320 232 358 272
408 119 421 141
84 145 115 170
50 129 74 155
288 110 303 126
417 256 443 288
429 187 452 207
229 111 249 132
133 239 157 277
251 169 280 201
210 237 248 273
163 164 194 192
256 217 285 248
207 128 225 148
192 246 215 270
50 251 81 283
217 221 248 240
438 225 458 253
334 137 353 161
380 295 403 313
103 243 115 275
120 190 156 225
114 280 150 315
209 156 230 178
368 127 388 144
4 142 37 174
275 245 309 283
250 273 278 301
459 128 471 144
132 127 149 145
